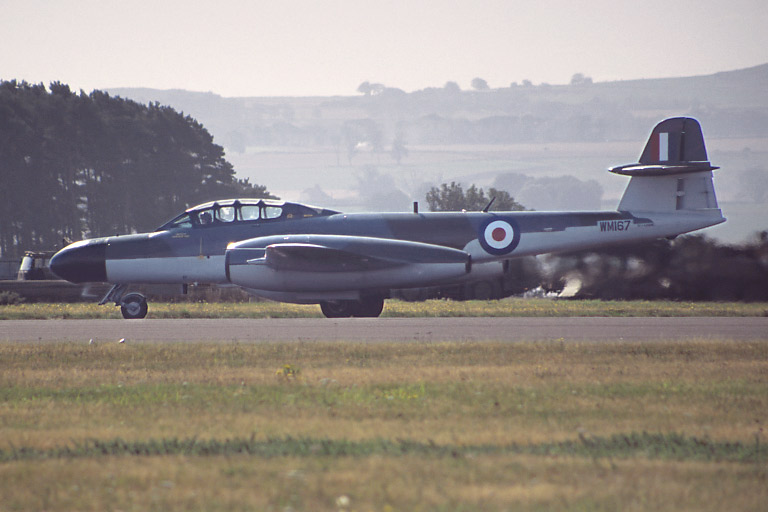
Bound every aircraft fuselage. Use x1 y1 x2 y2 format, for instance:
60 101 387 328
51 206 722 288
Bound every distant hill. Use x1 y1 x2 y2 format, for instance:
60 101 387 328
108 63 768 150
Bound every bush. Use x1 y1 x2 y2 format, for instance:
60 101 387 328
0 291 23 305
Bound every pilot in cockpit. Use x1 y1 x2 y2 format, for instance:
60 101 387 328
199 211 213 225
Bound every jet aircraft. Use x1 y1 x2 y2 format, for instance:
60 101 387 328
50 117 725 318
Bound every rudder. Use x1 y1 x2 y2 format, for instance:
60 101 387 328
639 117 708 164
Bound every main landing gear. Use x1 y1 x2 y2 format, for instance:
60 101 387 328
120 293 149 319
319 297 385 318
100 284 149 319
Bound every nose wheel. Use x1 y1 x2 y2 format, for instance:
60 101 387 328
120 293 148 319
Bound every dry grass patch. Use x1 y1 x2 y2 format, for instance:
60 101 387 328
2 340 767 446
1 339 767 510
1 454 766 512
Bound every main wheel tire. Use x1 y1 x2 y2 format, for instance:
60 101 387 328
320 300 359 318
121 293 148 319
354 297 384 317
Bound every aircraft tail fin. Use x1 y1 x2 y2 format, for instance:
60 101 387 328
610 117 721 213
639 116 709 165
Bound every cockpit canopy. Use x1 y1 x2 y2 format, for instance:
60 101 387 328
156 199 340 231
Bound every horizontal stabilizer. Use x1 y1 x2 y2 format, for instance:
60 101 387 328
610 162 719 177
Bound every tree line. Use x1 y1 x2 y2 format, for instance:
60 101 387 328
426 182 526 212
540 233 768 301
0 81 273 258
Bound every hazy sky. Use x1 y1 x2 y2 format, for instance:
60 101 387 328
3 0 767 97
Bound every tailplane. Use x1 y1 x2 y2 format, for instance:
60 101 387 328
611 117 721 213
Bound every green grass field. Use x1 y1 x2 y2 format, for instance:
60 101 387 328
1 339 766 511
1 298 767 319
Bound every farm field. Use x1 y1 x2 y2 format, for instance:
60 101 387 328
1 339 766 511
1 298 767 320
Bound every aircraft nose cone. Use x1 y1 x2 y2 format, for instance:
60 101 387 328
50 240 108 283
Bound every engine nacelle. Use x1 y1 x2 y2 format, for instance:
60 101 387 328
225 234 471 293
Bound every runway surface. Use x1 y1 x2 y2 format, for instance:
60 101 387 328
2 317 767 344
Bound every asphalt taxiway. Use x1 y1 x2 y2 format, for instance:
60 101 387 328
1 317 767 344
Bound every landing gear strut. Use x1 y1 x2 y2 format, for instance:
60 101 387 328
320 297 385 318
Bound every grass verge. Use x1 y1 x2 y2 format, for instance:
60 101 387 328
1 298 767 319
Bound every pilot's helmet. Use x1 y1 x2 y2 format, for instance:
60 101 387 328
199 211 212 224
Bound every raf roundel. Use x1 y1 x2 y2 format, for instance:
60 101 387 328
479 219 521 255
